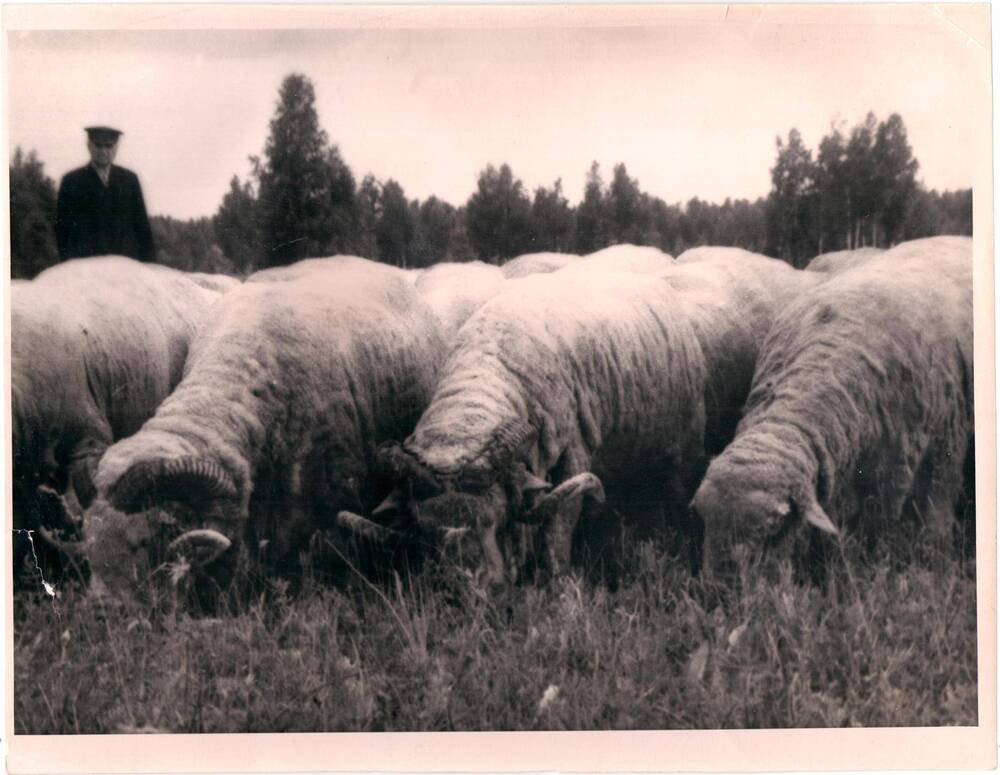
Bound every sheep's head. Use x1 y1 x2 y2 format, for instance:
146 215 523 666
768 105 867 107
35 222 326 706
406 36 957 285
81 456 241 606
337 442 605 590
690 445 838 584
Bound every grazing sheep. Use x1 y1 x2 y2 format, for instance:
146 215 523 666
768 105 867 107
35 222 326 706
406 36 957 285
77 259 447 602
338 270 709 588
572 244 673 274
805 246 885 275
12 257 220 584
690 236 973 580
658 249 822 456
413 261 506 337
500 252 578 279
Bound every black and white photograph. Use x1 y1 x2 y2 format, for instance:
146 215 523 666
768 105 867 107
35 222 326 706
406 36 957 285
4 3 994 770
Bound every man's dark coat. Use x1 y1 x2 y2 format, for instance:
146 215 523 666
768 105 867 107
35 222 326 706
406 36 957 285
55 165 156 262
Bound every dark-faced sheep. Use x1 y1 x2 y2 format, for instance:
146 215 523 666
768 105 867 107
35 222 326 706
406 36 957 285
339 269 710 589
12 257 221 586
74 258 447 603
690 236 973 581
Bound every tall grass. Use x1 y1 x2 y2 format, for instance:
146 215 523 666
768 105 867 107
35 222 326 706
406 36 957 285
13 529 977 733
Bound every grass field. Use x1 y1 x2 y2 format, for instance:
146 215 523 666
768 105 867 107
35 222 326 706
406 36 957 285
13 527 978 733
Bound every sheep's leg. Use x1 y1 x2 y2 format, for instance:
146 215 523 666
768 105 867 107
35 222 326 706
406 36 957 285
907 440 966 563
541 450 591 579
68 431 111 512
544 496 583 579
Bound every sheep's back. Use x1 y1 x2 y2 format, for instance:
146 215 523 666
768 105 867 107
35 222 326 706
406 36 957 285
805 247 885 275
414 261 506 337
409 271 706 482
500 252 578 279
98 267 446 499
655 250 819 451
569 244 673 275
742 237 972 516
246 254 414 285
18 257 218 439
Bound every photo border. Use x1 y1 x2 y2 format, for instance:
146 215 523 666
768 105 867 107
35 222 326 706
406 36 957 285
3 4 994 772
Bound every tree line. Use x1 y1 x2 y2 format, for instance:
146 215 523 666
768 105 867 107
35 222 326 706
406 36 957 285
10 73 972 278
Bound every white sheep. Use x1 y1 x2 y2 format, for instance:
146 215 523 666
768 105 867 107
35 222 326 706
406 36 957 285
413 261 506 337
691 236 973 579
805 246 885 275
186 272 243 294
77 257 448 602
500 252 578 279
339 269 711 588
12 257 220 583
659 248 821 456
572 243 673 274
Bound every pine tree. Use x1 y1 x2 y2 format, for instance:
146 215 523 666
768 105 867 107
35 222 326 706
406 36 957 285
375 179 414 267
575 161 610 254
607 163 648 245
765 128 817 265
465 163 534 262
410 196 457 267
530 179 574 253
9 147 59 278
321 145 357 255
257 73 336 267
873 113 919 246
214 175 262 272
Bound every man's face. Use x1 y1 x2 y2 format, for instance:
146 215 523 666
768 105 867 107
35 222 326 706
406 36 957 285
88 137 118 168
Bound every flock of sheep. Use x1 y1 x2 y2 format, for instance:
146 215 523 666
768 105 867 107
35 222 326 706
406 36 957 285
11 235 974 606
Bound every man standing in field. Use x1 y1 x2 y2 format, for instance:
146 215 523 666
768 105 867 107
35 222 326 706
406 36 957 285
55 125 156 262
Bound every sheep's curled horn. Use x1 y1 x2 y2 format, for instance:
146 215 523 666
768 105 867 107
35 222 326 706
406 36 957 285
335 510 469 548
513 473 607 525
109 456 238 513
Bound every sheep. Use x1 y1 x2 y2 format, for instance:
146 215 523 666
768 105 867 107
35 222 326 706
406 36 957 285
658 248 822 457
187 272 243 294
676 246 771 264
337 269 710 589
690 236 973 581
76 258 448 603
500 252 578 279
413 261 506 337
572 244 673 274
246 254 417 285
12 257 220 585
805 246 885 275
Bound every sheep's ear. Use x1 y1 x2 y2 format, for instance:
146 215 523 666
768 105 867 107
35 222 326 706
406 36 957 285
803 500 839 537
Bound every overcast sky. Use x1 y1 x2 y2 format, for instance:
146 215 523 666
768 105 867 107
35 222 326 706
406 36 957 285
6 7 988 220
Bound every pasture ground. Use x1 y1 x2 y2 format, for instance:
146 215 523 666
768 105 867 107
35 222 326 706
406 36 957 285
13 530 978 733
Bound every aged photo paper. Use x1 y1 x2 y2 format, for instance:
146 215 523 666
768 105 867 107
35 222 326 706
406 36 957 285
2 3 995 772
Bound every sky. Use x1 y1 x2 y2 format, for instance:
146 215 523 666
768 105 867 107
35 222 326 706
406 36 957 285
5 6 990 221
